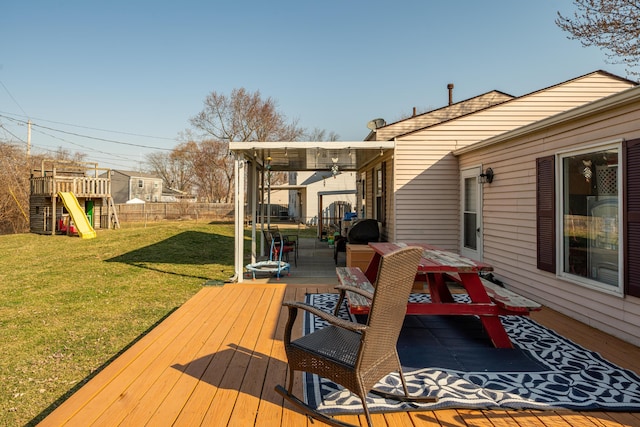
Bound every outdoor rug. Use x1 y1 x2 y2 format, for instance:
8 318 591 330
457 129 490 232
302 293 640 414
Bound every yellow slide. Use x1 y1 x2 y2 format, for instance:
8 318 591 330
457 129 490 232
58 192 97 239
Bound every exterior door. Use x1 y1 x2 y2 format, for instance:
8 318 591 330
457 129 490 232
460 167 482 260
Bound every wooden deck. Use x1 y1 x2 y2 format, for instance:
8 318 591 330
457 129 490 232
38 281 640 427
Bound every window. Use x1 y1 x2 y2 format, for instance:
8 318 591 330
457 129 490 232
532 144 624 293
538 139 640 298
463 176 478 251
374 163 385 224
138 179 144 188
358 172 366 218
559 146 620 291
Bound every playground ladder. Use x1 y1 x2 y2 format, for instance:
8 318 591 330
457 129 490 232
107 196 121 229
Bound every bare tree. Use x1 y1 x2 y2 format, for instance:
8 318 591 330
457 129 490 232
0 143 30 234
187 139 231 202
146 149 194 193
305 127 340 142
51 146 87 163
191 88 304 143
190 88 305 201
556 0 640 75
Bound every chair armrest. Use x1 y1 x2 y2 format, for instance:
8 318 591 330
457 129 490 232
283 301 367 333
335 285 374 301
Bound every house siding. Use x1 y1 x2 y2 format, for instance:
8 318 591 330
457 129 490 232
110 172 131 204
374 91 514 141
108 171 163 204
457 89 640 346
291 171 357 225
392 72 635 247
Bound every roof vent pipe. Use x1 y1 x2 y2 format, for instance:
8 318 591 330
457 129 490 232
412 106 417 117
447 83 454 106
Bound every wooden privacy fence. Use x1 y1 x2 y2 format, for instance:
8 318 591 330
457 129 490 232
116 203 234 223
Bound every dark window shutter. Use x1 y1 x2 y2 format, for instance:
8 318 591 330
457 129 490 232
537 156 556 273
381 161 387 225
625 139 640 297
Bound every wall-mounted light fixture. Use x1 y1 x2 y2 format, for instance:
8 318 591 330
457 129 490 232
479 167 494 184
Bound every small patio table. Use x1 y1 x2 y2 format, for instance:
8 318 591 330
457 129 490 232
365 242 513 348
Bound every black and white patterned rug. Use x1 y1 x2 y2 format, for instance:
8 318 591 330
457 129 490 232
302 293 640 414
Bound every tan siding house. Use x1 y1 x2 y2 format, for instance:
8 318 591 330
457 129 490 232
455 85 640 347
361 71 636 252
368 91 514 141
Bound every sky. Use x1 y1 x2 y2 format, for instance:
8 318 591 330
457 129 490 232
0 1 634 171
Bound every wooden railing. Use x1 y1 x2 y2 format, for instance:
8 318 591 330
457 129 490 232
30 177 111 197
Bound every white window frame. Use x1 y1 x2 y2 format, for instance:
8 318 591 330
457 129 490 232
556 141 624 296
460 166 483 260
374 164 383 222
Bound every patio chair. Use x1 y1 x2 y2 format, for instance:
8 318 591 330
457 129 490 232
275 246 435 427
269 225 298 262
264 228 297 267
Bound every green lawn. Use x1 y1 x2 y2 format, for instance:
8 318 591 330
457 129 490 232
0 221 237 426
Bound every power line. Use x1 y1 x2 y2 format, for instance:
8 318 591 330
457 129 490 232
31 127 137 162
0 110 176 140
0 81 29 118
0 114 176 151
2 121 141 169
33 123 177 150
0 123 27 144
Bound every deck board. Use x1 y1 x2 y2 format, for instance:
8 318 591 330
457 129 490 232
106 285 253 426
159 286 271 426
38 282 640 427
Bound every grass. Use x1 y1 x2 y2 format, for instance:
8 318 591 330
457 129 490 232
0 221 237 426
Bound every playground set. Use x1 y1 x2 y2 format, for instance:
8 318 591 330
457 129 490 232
29 160 120 238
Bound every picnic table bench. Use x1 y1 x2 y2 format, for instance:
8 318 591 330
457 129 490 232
445 272 541 314
334 242 543 348
335 267 541 316
335 267 376 315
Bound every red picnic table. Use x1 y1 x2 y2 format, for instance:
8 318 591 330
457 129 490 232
362 242 513 348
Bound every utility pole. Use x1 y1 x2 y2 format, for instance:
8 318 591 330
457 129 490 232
27 119 31 158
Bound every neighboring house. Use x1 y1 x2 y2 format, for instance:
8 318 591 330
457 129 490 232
454 85 640 346
361 71 635 247
161 187 196 203
260 188 289 219
288 170 357 226
106 170 163 204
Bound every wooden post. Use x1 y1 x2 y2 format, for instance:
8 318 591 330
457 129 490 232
51 166 57 235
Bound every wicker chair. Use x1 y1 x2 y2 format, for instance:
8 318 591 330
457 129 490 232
275 246 435 427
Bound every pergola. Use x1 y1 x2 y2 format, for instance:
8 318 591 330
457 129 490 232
229 140 395 282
